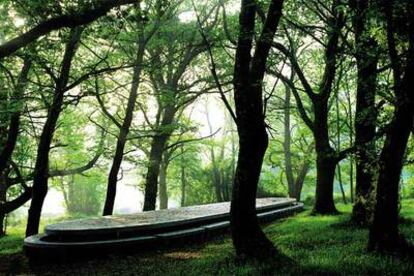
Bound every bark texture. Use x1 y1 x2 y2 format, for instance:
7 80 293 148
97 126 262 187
368 1 414 252
351 0 379 225
231 0 284 260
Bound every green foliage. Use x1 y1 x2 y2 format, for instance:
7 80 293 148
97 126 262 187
49 107 107 216
167 142 216 205
56 170 106 216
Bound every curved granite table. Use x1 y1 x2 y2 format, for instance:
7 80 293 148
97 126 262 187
24 197 303 262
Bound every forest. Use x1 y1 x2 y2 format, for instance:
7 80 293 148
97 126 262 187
0 0 414 274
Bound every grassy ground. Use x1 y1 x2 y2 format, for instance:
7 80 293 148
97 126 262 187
1 201 414 275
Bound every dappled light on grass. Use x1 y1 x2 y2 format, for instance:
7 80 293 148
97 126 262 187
163 251 205 260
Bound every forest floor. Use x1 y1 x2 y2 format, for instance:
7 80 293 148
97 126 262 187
1 201 414 275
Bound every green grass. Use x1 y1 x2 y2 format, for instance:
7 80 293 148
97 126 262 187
1 201 414 275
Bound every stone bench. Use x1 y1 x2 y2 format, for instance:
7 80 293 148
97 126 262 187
24 198 304 262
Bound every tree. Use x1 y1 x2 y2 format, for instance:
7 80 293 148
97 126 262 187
0 0 140 59
0 57 31 236
273 0 347 214
281 74 312 201
0 58 31 177
230 0 284 260
205 106 233 202
142 7 214 211
350 0 380 225
368 0 414 253
101 2 162 215
26 27 83 237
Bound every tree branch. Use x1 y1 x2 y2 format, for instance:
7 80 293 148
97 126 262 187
0 0 140 59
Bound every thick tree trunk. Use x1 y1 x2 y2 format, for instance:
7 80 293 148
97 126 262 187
158 157 168 210
352 61 378 223
351 0 379 225
230 0 284 259
352 65 378 219
102 41 145 216
231 119 275 258
368 7 414 251
313 101 338 214
26 28 82 237
314 149 338 214
368 105 413 251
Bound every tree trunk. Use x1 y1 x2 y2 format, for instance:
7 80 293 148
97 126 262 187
26 97 63 237
26 28 82 237
211 155 224 202
279 2 343 213
345 79 355 203
349 154 354 203
335 91 347 204
337 167 347 204
0 58 31 237
294 159 310 201
143 136 166 211
180 146 186 207
143 105 176 211
314 149 338 214
351 0 379 225
283 84 296 199
230 0 284 259
231 119 275 258
158 156 169 209
0 172 6 237
0 212 4 237
221 170 230 201
0 58 31 176
313 101 338 214
102 43 145 215
368 104 413 251
368 6 414 251
283 80 310 201
0 59 31 234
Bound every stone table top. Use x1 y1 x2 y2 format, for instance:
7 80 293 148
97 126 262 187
45 197 296 236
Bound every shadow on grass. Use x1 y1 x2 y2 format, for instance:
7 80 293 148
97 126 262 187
400 216 414 226
329 219 368 229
